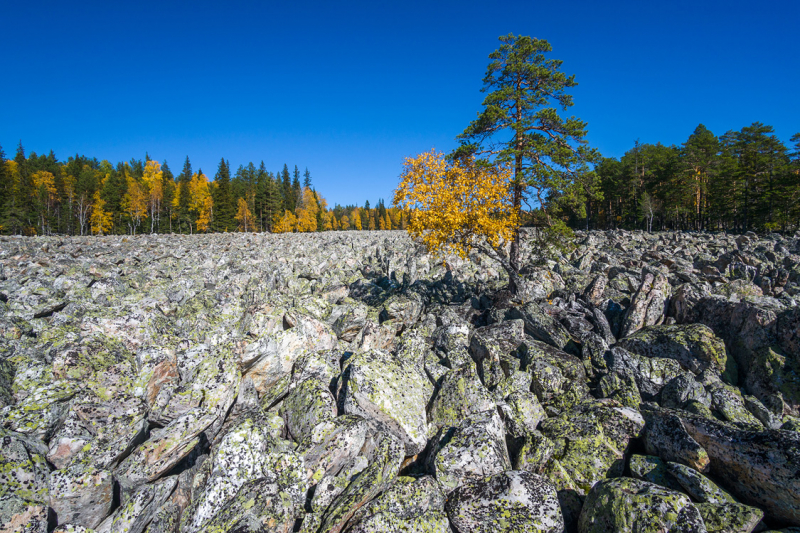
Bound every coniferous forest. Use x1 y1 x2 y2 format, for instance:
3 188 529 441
0 144 407 236
1 121 798 237
575 123 800 233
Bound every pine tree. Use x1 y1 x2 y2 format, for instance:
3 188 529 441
303 167 312 188
457 35 597 291
0 144 7 230
281 164 293 212
212 157 234 231
292 165 302 212
178 156 192 233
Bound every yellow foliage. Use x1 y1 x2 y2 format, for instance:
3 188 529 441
121 174 148 228
188 172 214 232
235 197 254 232
320 210 334 231
90 191 114 235
295 188 319 233
339 214 349 230
272 210 297 233
32 171 57 201
351 208 362 230
142 160 164 202
393 150 518 259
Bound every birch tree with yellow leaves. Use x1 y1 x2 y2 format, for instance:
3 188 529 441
32 171 57 235
235 196 254 232
142 160 164 233
189 172 213 232
393 150 522 292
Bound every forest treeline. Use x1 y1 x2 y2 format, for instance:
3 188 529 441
572 123 800 233
0 144 407 236
3 120 798 238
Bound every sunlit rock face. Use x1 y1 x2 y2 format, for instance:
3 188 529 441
0 228 798 532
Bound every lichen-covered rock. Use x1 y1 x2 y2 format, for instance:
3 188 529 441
680 412 800 525
628 455 681 491
0 430 50 505
619 269 671 338
695 502 763 533
280 377 336 442
660 373 711 411
427 364 495 432
316 426 405 533
241 313 337 394
514 430 557 474
606 347 683 400
433 322 472 368
49 467 113 529
706 381 763 428
97 476 176 533
428 410 511 493
617 324 735 383
596 371 642 409
499 390 546 441
524 339 589 413
181 414 305 533
0 497 49 533
665 461 734 505
345 476 450 533
445 471 564 533
48 393 148 471
507 302 574 350
116 348 239 490
578 477 707 533
540 402 645 496
642 406 710 472
339 348 429 455
3 379 79 441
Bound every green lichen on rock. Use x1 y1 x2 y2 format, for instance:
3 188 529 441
578 477 707 533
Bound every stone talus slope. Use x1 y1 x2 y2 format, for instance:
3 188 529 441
0 229 799 533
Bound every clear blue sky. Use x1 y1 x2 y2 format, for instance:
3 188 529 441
2 0 798 207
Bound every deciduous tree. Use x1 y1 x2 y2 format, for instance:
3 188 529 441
394 150 521 289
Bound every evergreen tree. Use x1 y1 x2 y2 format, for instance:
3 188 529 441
0 144 7 228
212 157 234 231
178 156 192 233
281 164 293 212
161 161 175 233
303 167 312 188
292 165 302 211
456 34 597 289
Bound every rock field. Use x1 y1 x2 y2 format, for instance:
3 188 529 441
1 228 799 533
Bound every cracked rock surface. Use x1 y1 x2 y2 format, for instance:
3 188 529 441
1 228 799 532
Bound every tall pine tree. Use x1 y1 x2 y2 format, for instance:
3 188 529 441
212 157 234 231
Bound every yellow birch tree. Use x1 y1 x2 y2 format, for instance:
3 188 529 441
235 197 254 232
393 150 520 288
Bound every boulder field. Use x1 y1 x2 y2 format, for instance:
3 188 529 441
1 228 799 533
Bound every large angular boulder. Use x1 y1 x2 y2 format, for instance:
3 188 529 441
339 348 430 455
507 303 574 351
606 347 683 400
680 412 800 525
446 471 564 533
344 476 450 533
577 477 707 533
427 364 495 432
181 415 306 533
427 410 511 493
48 467 114 529
619 269 671 338
617 324 735 383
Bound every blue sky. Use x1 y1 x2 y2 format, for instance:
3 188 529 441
2 0 798 207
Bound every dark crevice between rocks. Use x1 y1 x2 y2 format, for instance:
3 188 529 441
165 431 210 478
33 301 68 319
